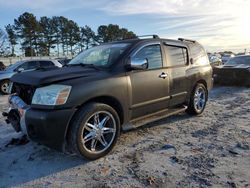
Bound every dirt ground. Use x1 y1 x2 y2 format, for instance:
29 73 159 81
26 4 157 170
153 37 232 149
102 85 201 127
0 86 249 188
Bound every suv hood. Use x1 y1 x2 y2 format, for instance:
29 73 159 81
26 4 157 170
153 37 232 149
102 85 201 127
11 66 101 86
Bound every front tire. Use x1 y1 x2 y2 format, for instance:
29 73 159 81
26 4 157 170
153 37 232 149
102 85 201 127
0 80 10 95
68 103 120 160
186 83 208 115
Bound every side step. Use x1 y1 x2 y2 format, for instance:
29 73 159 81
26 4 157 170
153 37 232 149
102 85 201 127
123 106 187 131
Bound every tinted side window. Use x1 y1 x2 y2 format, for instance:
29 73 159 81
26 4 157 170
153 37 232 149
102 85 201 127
18 62 28 70
26 61 38 69
164 45 188 67
134 45 163 69
18 61 38 70
39 61 55 67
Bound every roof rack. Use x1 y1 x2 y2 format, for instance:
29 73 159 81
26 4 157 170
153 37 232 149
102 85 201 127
178 38 196 43
138 35 160 39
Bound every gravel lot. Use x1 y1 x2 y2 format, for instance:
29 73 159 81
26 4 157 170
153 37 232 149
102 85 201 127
0 86 249 188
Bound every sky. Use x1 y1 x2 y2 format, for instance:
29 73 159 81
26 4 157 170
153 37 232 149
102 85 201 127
0 0 250 52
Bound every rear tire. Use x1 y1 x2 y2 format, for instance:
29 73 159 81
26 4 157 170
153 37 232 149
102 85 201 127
0 80 10 95
68 102 120 160
186 83 208 115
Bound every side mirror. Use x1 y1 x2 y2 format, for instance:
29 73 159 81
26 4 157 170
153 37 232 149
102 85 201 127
16 68 25 73
129 58 148 70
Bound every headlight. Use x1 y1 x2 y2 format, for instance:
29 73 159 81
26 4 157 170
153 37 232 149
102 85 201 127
32 85 72 106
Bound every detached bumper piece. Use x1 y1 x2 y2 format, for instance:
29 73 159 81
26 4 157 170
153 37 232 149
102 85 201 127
3 109 21 132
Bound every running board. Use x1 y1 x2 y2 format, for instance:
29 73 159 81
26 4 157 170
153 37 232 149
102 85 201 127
122 106 187 131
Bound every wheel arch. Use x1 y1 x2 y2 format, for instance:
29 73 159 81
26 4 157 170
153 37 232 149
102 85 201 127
64 95 124 143
186 79 208 105
79 96 124 125
196 79 207 89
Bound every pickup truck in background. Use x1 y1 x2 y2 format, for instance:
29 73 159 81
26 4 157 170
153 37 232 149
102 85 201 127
4 35 213 160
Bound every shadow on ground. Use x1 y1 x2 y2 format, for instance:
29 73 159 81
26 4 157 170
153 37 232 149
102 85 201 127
0 129 86 187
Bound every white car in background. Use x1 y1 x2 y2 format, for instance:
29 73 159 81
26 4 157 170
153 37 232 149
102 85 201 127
0 59 62 94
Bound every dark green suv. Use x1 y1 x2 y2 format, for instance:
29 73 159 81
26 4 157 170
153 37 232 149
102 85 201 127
5 36 213 160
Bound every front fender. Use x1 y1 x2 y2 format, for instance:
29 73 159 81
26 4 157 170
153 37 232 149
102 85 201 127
0 72 15 81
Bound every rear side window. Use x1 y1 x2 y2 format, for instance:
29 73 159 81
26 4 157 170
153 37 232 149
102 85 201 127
190 44 209 66
39 61 55 67
164 45 188 67
133 44 163 69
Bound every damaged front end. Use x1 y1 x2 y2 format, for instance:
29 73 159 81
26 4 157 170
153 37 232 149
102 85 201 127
3 95 30 134
2 83 35 134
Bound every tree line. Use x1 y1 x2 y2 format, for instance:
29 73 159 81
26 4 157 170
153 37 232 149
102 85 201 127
0 12 137 57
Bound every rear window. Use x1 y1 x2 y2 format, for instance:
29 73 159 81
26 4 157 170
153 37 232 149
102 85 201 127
164 45 188 67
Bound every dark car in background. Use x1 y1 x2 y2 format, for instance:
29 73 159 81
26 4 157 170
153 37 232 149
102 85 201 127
0 59 62 94
213 55 250 86
5 36 213 160
221 53 235 64
56 58 72 66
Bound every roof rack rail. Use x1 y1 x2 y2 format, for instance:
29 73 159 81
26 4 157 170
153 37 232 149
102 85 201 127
138 35 160 39
178 38 196 43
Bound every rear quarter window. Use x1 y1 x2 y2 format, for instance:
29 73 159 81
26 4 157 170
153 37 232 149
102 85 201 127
190 44 209 66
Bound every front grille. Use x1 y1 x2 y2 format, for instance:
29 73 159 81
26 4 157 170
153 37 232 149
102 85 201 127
12 83 36 105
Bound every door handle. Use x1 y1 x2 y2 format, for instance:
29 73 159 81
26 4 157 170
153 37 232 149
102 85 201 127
159 72 168 79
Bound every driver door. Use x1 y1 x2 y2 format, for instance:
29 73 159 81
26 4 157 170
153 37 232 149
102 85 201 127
128 43 170 119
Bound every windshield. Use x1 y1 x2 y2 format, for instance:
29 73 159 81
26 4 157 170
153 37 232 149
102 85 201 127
69 43 130 67
5 61 23 71
226 56 250 65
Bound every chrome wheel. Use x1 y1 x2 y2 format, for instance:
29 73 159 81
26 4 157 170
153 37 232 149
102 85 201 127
194 86 206 112
1 81 9 94
81 111 116 154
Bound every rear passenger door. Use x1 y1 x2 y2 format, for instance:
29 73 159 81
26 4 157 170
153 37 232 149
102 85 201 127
128 43 170 119
163 44 189 106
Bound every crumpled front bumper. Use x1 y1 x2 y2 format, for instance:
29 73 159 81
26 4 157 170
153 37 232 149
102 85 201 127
3 95 30 134
3 95 76 151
